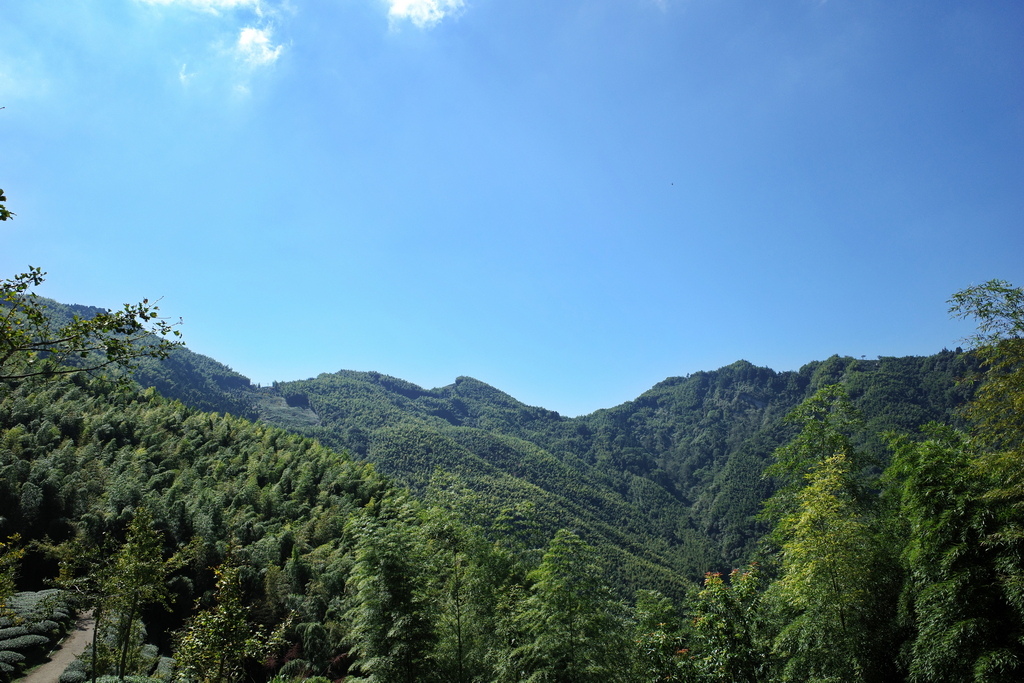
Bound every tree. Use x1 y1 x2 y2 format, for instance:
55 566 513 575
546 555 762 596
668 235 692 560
767 451 883 681
631 589 687 683
761 384 868 528
886 425 1024 681
939 279 1024 678
1 190 182 382
422 504 487 683
950 280 1024 608
0 535 23 618
762 386 899 682
345 495 436 683
103 507 176 681
949 278 1024 453
686 564 772 683
175 560 286 683
422 471 521 683
47 531 118 683
510 529 626 682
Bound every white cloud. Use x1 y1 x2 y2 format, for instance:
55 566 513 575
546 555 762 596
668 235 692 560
386 0 465 28
236 26 283 66
178 63 196 85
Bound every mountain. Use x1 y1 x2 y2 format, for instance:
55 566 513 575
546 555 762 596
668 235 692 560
22 297 981 595
1 292 1005 680
85 303 976 596
195 350 974 594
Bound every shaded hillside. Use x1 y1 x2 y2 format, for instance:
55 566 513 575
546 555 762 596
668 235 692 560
571 352 978 564
263 371 710 596
0 372 390 661
257 351 977 586
19 297 259 420
131 346 258 420
0 344 992 680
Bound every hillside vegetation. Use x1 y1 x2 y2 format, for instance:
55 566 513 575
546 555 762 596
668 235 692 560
2 274 1021 681
259 350 976 588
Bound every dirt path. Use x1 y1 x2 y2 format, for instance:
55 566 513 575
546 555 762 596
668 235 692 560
18 611 94 683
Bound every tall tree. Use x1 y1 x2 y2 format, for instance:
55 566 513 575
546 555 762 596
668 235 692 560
949 279 1024 454
939 279 1024 678
630 589 688 683
104 507 175 681
686 564 772 683
761 384 868 527
950 280 1024 618
510 529 626 683
175 560 284 683
886 425 1023 681
423 503 505 683
762 385 898 682
345 495 436 683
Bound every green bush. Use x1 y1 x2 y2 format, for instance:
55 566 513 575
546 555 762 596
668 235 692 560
29 619 61 636
152 656 175 680
58 656 88 683
0 634 50 652
0 627 29 640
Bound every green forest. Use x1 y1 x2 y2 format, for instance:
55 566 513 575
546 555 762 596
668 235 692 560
2 188 1023 680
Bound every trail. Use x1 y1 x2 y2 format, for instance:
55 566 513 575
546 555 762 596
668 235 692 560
18 611 94 683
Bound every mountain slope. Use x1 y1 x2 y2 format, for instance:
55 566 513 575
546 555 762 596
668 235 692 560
249 351 976 591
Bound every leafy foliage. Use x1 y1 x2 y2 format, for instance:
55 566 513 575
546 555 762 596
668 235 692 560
1 273 182 383
685 564 771 682
886 425 1023 681
0 189 13 222
506 530 626 682
176 560 284 683
0 269 1017 681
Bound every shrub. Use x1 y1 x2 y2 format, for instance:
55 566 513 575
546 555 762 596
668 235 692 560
152 656 175 680
0 634 50 653
29 619 61 636
0 627 29 640
59 656 88 683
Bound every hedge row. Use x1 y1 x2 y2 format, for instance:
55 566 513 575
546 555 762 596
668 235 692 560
0 590 76 682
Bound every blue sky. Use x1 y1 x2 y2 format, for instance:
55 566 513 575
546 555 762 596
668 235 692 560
2 0 1022 416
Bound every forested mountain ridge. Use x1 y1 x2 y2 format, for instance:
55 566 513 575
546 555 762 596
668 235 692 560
20 297 259 420
36 302 963 595
246 350 978 582
113 323 980 582
3 281 1017 682
87 306 978 589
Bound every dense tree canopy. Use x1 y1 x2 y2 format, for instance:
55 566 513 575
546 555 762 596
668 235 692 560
0 276 1019 682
